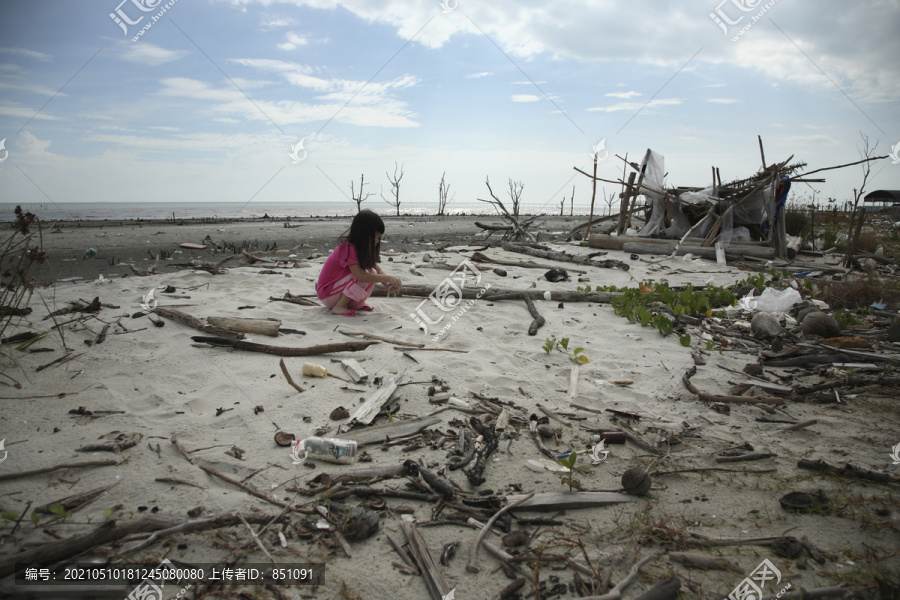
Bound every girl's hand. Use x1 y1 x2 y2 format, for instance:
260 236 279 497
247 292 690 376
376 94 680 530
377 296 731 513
384 276 402 291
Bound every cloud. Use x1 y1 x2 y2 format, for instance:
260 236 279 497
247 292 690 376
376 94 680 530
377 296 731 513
120 43 187 66
466 72 492 79
707 98 740 104
0 47 51 61
261 16 296 29
0 101 60 121
278 31 309 50
586 98 683 113
511 94 540 102
605 91 641 99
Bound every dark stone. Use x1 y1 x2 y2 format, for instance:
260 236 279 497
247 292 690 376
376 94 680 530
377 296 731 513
800 311 841 338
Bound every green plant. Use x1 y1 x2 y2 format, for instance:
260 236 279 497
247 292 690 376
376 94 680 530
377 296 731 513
557 451 591 491
833 309 859 329
0 510 18 522
48 504 70 518
679 333 691 347
542 336 589 364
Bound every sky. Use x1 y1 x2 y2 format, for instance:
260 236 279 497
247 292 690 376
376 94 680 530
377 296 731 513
0 0 899 216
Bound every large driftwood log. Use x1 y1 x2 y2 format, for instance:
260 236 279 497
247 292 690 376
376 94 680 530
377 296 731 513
206 317 281 336
623 242 774 260
502 242 630 271
155 307 245 339
191 337 377 356
470 251 587 274
372 285 614 304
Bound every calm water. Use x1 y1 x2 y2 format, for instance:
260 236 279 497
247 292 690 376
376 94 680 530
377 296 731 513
0 201 606 222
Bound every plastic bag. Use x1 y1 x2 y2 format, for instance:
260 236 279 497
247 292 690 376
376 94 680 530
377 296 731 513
739 287 802 313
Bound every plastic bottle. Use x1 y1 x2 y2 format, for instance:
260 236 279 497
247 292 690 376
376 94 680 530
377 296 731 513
299 436 358 464
301 363 328 378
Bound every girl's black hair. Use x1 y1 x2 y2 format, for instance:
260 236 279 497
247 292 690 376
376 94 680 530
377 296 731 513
339 209 384 269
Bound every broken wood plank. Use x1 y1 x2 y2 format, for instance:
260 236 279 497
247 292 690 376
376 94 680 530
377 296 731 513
191 337 378 356
340 358 368 383
502 242 630 271
155 307 244 339
400 520 452 600
345 374 402 428
342 416 442 446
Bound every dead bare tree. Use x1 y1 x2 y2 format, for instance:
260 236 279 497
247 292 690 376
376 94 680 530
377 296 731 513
381 162 404 216
507 178 524 218
350 174 375 213
437 172 453 216
843 135 878 268
475 176 540 241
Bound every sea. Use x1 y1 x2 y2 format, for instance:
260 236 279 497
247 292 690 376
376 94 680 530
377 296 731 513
0 201 609 222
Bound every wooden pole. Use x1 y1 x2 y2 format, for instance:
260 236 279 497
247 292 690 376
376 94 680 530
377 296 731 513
586 153 598 241
616 171 637 235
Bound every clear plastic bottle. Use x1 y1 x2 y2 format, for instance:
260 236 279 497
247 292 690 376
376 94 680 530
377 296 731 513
300 436 358 464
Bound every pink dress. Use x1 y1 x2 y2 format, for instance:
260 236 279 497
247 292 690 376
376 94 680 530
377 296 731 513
316 242 376 309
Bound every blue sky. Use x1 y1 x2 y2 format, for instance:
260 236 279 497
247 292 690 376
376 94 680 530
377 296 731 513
1 0 898 215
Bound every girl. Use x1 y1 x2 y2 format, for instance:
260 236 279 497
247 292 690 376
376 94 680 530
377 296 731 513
316 210 402 316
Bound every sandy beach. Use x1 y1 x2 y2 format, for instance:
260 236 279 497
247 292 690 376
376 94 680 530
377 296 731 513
0 212 898 599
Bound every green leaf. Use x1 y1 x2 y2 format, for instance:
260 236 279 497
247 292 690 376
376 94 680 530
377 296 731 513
103 508 115 520
576 354 590 364
573 347 584 355
568 478 581 489
31 512 40 525
706 341 715 351
559 337 569 350
1 510 19 521
48 505 69 517
679 333 691 347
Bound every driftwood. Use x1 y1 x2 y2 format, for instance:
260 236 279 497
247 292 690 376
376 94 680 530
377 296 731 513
505 492 640 511
345 374 402 427
33 484 116 515
470 251 587 274
206 316 281 336
798 458 900 484
715 452 777 463
188 253 241 274
279 358 305 393
467 416 498 486
0 513 273 580
340 328 423 348
501 242 630 271
268 292 321 307
314 464 407 483
191 336 378 356
622 242 774 261
582 555 654 600
523 293 545 335
0 459 121 483
466 491 535 573
343 416 442 446
668 552 739 572
340 358 368 383
634 577 681 600
372 285 614 304
154 307 245 339
400 520 452 600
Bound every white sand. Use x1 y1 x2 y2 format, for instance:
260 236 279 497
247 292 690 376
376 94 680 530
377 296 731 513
1 231 896 599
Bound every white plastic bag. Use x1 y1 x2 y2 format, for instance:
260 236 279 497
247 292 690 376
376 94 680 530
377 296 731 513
739 287 802 313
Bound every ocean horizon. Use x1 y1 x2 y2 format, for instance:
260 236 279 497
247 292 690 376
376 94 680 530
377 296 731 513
0 200 613 222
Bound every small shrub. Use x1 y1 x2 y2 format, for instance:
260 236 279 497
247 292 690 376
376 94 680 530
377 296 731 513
784 204 811 237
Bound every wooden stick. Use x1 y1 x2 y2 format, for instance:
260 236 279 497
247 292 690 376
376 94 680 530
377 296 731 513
346 374 402 427
715 453 777 464
372 285 615 304
192 337 378 356
392 346 468 353
207 317 281 337
568 364 580 398
523 293 545 336
0 459 121 483
340 329 424 348
278 358 305 393
582 555 654 600
783 419 817 431
236 512 275 563
466 492 535 573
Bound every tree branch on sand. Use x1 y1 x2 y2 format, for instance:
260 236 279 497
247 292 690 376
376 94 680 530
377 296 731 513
475 176 541 241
